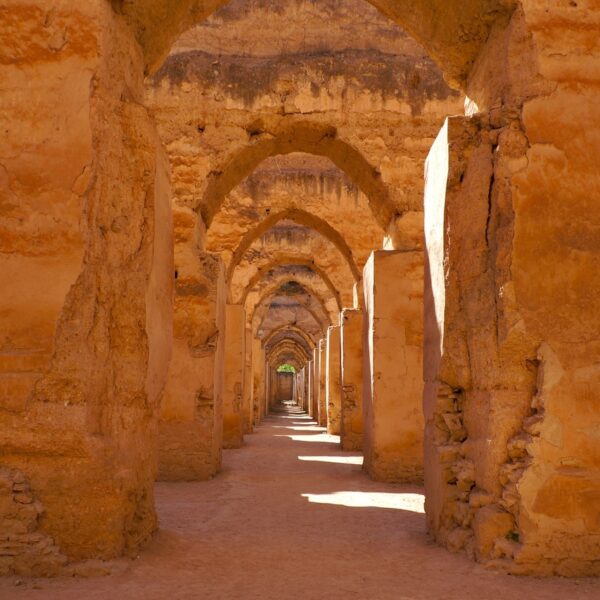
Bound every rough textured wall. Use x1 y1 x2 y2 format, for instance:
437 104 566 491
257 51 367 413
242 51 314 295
1 0 172 571
340 309 364 451
223 304 245 448
421 1 600 576
326 326 342 435
275 372 294 401
159 209 225 480
145 0 463 235
207 154 384 275
118 0 514 88
362 250 424 483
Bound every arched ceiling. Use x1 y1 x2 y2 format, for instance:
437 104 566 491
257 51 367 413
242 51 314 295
116 0 514 87
226 208 360 281
253 287 331 335
263 326 315 354
206 154 384 272
229 224 355 307
239 257 344 310
197 122 394 229
255 298 324 342
246 276 338 325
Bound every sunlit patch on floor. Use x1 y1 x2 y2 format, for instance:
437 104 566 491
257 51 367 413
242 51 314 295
274 433 341 443
301 491 425 513
272 425 325 432
298 455 363 465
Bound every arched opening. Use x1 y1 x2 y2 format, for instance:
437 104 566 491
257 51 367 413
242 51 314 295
3 0 598 585
226 208 362 281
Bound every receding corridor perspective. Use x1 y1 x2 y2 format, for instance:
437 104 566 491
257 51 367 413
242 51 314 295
2 0 600 593
2 404 598 599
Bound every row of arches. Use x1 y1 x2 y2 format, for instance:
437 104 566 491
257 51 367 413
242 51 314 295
1 0 598 581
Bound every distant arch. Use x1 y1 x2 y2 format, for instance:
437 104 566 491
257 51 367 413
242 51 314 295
240 258 342 310
197 122 394 229
227 208 360 282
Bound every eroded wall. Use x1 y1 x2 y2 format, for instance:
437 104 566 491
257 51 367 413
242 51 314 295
363 250 424 483
1 0 173 569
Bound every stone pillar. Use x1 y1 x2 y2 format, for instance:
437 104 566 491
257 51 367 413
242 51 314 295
311 349 319 419
0 3 173 568
306 360 313 416
243 328 253 433
318 339 327 427
326 326 342 435
272 367 279 406
160 245 225 481
362 250 424 482
223 304 245 448
305 365 311 412
340 308 364 451
251 337 264 425
423 113 600 574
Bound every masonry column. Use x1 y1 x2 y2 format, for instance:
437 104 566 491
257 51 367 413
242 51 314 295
252 337 265 424
340 308 364 451
223 304 245 448
306 360 313 415
268 364 278 410
422 113 600 573
311 349 319 419
318 339 327 427
243 328 253 433
363 250 424 482
160 241 226 481
326 326 342 435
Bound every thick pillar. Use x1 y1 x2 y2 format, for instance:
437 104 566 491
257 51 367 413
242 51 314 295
423 111 600 575
311 349 319 419
223 304 245 448
363 250 424 482
243 328 253 433
251 337 264 424
0 3 173 570
306 361 312 414
326 326 342 435
160 245 225 481
340 309 364 451
268 364 278 409
318 339 327 427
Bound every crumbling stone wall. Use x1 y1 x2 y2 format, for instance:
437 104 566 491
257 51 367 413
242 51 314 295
1 0 173 565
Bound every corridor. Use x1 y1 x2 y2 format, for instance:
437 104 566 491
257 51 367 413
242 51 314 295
3 406 598 600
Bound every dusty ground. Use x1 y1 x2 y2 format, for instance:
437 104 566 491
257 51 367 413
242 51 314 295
2 406 599 600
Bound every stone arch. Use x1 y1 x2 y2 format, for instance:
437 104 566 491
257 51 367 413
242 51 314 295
253 296 329 337
123 1 513 89
244 265 340 322
256 300 324 343
246 278 337 326
240 258 343 310
226 208 360 282
198 121 394 229
263 325 316 354
267 340 310 369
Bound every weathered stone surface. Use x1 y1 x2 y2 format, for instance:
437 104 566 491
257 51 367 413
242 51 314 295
340 309 364 451
362 250 424 483
2 0 599 581
325 326 342 436
159 227 225 480
223 304 245 449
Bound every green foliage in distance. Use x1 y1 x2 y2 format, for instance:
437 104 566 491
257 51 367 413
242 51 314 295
277 363 296 373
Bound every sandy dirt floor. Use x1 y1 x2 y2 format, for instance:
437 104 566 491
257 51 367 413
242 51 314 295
2 406 599 599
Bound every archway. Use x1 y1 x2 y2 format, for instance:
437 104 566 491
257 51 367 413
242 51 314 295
226 208 361 281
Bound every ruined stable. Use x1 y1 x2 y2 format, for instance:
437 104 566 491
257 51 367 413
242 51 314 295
1 0 599 593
